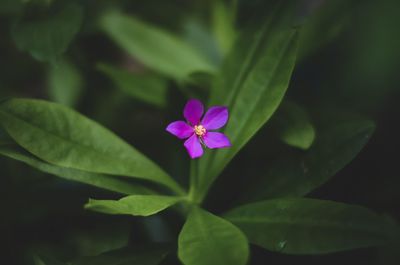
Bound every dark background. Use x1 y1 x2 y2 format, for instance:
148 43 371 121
0 0 399 264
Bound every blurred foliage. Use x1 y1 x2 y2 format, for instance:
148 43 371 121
0 0 399 264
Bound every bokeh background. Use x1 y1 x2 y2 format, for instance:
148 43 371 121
0 0 399 264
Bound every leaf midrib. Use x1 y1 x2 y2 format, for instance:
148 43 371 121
194 211 228 265
0 109 169 183
211 30 297 181
198 6 279 184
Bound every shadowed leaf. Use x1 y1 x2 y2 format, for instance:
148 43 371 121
225 198 398 254
100 11 216 81
85 195 183 216
0 98 183 194
178 207 249 265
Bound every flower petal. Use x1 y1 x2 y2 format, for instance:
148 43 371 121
184 99 204 126
166 121 193 139
184 134 204 159
203 132 231 149
201 106 228 130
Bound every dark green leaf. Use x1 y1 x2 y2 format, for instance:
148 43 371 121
47 59 84 107
85 195 183 216
192 3 298 202
178 207 249 265
212 0 236 56
242 116 375 201
0 143 154 195
224 198 398 254
12 3 83 62
274 101 315 150
0 98 184 194
97 63 167 108
100 11 216 81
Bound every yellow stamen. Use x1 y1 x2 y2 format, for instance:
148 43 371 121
194 125 206 137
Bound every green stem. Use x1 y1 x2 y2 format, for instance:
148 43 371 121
188 159 200 203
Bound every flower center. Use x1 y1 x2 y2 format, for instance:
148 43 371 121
194 125 206 137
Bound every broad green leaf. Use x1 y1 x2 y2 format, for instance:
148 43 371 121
100 11 216 81
183 19 222 68
72 246 169 265
242 117 375 202
97 63 167 108
48 59 83 107
192 3 298 202
178 207 249 265
274 101 315 150
0 98 184 194
224 198 398 254
212 0 236 55
85 195 183 216
12 3 83 62
0 143 154 195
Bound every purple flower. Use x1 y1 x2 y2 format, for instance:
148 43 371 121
166 99 231 159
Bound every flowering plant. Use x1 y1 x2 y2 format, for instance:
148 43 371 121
0 1 399 265
166 99 231 159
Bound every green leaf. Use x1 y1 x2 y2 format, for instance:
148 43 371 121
274 101 315 150
72 246 169 265
100 11 216 81
12 3 83 62
85 195 183 216
0 143 154 195
0 98 184 194
178 207 249 265
212 0 236 55
192 3 298 202
97 63 167 108
224 198 398 254
242 116 375 201
47 59 84 107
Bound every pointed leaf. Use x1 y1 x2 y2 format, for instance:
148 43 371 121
12 3 83 62
97 63 167 108
193 3 298 202
0 98 183 194
0 143 154 195
48 59 84 107
100 11 216 81
242 117 375 202
178 207 249 265
85 195 183 216
274 101 315 150
212 0 236 55
224 198 398 254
